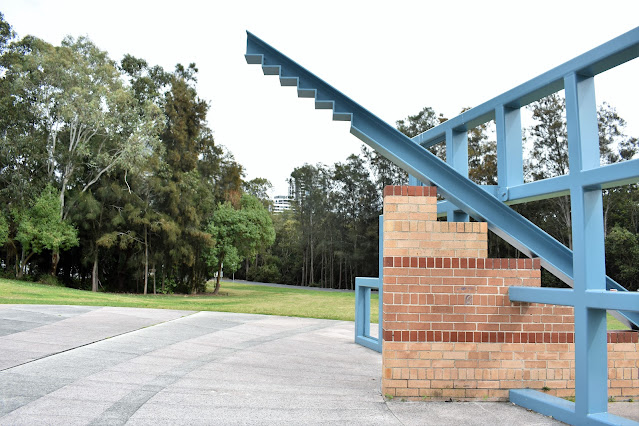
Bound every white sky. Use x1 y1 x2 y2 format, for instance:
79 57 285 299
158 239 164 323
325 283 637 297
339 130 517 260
2 0 638 196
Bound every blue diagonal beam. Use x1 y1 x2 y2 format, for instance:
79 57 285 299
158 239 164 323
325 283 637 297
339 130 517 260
245 31 639 329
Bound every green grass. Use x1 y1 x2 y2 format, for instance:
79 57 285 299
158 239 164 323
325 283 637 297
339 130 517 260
0 278 630 329
0 278 378 322
607 314 630 330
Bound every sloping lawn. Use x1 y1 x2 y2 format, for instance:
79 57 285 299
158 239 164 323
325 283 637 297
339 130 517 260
0 278 377 322
0 277 629 329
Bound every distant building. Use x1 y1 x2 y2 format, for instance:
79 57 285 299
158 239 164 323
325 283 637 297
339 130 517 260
272 195 293 213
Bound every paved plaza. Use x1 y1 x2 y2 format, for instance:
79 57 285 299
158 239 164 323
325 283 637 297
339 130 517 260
0 304 635 425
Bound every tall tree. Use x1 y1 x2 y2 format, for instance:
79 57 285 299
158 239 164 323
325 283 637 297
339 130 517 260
331 154 380 288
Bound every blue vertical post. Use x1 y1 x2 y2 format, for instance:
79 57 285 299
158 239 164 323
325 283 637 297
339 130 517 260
446 128 469 222
565 71 608 418
495 105 524 201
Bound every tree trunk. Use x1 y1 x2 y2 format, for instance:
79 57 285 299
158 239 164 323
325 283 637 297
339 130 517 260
50 250 60 276
92 250 99 292
143 224 148 295
603 190 611 236
213 260 223 295
161 265 165 293
153 260 156 295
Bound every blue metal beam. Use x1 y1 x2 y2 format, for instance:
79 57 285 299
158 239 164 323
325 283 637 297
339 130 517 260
510 284 639 312
565 72 608 418
510 389 638 426
509 287 574 306
509 389 576 425
502 158 639 205
446 129 469 222
495 105 524 196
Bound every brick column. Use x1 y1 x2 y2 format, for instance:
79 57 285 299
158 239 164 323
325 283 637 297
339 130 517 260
380 185 638 401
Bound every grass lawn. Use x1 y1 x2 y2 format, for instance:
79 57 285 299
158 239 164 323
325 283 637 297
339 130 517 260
0 277 630 329
0 278 378 322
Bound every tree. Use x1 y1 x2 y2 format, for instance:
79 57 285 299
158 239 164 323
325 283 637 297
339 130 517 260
528 94 569 180
289 164 331 286
0 14 245 290
605 226 639 292
360 145 407 191
243 177 273 209
460 107 497 185
15 185 78 277
0 13 15 54
396 106 447 159
236 194 276 271
206 194 275 295
3 36 162 221
1 33 162 277
524 94 639 249
206 202 242 294
331 154 380 288
597 102 638 165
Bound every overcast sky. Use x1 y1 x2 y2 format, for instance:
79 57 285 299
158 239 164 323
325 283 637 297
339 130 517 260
2 0 638 195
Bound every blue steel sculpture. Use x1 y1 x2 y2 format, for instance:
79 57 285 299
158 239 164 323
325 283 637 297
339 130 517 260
245 28 639 425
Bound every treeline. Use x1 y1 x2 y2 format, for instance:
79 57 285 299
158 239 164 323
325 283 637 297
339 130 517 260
238 147 406 289
0 14 273 294
1 12 637 294
240 98 639 291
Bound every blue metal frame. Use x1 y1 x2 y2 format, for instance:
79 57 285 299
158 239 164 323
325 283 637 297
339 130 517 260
245 28 639 425
354 215 383 352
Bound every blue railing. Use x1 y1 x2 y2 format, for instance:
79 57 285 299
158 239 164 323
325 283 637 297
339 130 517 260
245 26 639 425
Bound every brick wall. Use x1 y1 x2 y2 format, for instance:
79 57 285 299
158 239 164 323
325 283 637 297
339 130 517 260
381 185 639 401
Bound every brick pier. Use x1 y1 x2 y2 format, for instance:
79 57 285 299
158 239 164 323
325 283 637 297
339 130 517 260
381 186 639 401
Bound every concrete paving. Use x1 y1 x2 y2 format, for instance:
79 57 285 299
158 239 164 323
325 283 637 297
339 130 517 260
0 305 635 425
